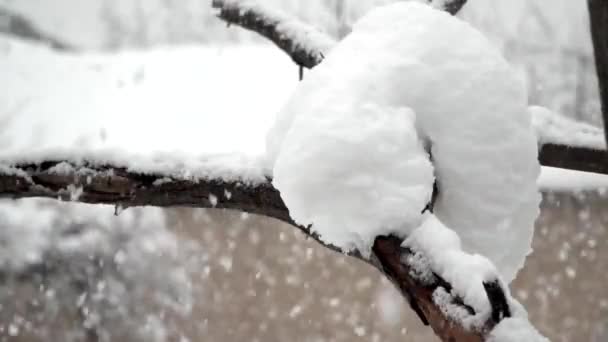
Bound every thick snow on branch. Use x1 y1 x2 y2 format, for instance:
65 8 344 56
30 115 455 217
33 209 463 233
0 13 603 340
530 106 606 151
0 37 299 184
269 2 539 283
404 215 503 330
2 33 603 195
212 0 336 68
0 17 595 340
402 214 549 341
532 106 608 175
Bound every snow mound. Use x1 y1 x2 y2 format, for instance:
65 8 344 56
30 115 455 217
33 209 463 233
273 104 434 251
269 2 540 281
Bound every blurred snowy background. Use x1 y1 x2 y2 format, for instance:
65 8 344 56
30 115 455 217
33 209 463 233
0 0 607 341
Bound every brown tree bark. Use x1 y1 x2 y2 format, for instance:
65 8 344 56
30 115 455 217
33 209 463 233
539 143 608 174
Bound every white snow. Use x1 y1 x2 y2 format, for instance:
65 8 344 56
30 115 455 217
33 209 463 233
538 167 608 191
488 300 550 342
488 317 550 342
404 214 549 339
269 1 540 282
1 23 606 191
0 36 298 183
0 1 606 285
530 105 606 150
404 214 500 329
273 104 434 253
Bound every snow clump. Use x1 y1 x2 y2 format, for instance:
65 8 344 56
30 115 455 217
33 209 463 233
269 1 540 282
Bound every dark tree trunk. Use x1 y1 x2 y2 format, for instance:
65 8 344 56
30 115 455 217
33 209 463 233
588 0 608 146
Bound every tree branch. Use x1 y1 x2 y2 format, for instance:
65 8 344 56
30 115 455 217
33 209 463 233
213 0 607 176
539 143 608 174
0 1 575 341
0 7 73 51
0 158 512 342
211 0 336 68
531 105 608 174
0 160 348 256
210 0 468 68
373 237 508 342
588 0 608 146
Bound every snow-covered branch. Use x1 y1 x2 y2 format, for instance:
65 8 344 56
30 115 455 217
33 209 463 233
374 235 508 342
0 160 288 225
0 158 526 342
210 0 468 69
530 106 608 174
214 0 607 176
0 159 350 257
0 1 596 341
211 0 336 68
